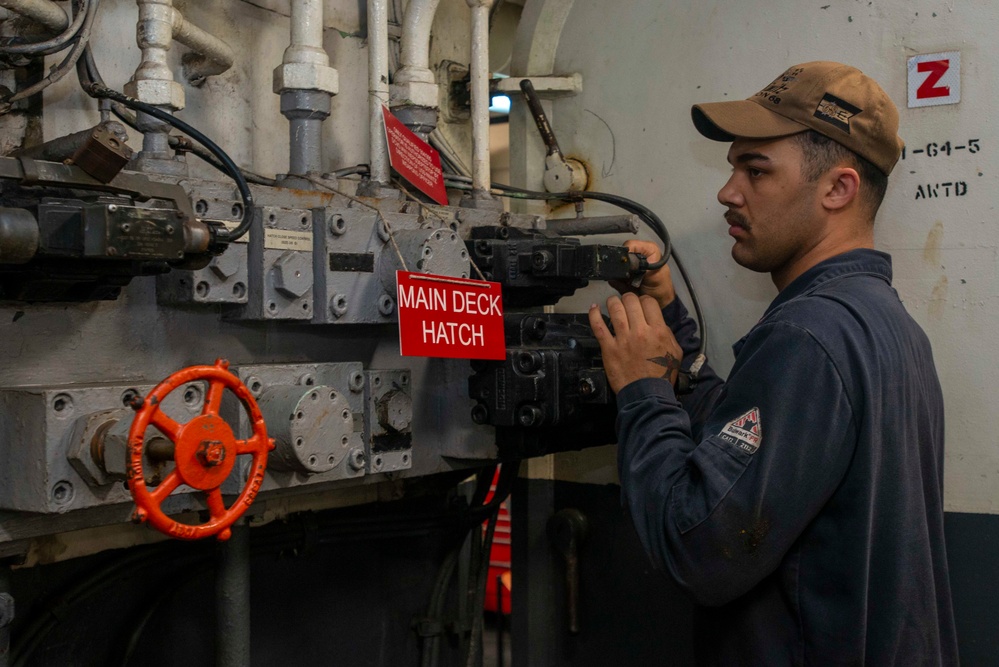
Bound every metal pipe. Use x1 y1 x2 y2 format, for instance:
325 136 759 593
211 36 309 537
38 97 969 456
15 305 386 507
289 0 323 58
283 91 330 176
400 0 441 71
466 0 494 194
172 10 235 85
275 0 336 177
547 215 640 236
0 0 67 32
368 0 391 184
216 520 251 667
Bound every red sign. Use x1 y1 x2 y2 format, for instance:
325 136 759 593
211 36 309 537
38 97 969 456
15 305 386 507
382 106 449 205
396 271 506 360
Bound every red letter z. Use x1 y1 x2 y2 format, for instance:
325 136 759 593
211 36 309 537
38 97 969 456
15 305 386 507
917 60 950 99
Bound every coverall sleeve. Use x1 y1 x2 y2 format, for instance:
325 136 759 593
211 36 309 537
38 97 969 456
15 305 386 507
615 320 857 607
661 297 724 440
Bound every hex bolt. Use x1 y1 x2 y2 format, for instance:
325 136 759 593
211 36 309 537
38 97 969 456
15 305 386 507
52 393 74 415
328 214 347 236
330 294 348 318
348 448 366 471
51 480 75 506
515 351 541 374
196 440 226 467
378 295 395 316
470 404 489 424
247 377 263 396
525 316 548 341
376 390 412 433
518 404 544 427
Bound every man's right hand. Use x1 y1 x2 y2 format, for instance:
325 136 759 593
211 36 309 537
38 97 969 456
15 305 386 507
611 240 677 309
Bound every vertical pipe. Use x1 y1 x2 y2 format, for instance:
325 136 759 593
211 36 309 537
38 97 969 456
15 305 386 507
290 0 323 51
400 0 442 71
368 0 391 184
216 521 251 667
275 0 336 179
466 0 494 195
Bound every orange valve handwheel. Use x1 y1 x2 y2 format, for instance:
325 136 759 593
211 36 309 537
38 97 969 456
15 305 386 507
127 359 274 541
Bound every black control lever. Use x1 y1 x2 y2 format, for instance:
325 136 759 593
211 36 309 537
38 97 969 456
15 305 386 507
520 79 563 159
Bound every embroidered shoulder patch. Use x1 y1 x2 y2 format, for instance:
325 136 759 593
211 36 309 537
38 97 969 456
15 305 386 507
718 408 762 454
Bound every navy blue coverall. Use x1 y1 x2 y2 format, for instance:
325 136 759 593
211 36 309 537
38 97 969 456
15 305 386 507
616 249 958 665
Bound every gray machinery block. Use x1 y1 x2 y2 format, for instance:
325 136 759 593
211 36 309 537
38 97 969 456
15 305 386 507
224 363 370 494
0 382 206 514
313 204 469 324
363 369 413 475
229 205 315 320
157 195 249 305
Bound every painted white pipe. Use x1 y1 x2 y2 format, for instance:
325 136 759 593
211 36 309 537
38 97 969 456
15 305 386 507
133 0 234 94
284 0 326 66
172 9 235 84
0 0 68 32
399 0 441 71
368 0 391 184
467 0 494 194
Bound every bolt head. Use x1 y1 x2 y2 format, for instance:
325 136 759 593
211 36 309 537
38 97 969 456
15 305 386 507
377 390 412 433
272 251 312 298
197 440 226 467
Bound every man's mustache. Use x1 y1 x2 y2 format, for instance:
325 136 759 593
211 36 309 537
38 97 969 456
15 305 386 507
725 210 750 230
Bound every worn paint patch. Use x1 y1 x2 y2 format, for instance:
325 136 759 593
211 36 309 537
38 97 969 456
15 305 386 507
924 221 944 266
929 275 949 319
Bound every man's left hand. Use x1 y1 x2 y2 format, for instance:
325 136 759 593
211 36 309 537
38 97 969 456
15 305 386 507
588 293 685 394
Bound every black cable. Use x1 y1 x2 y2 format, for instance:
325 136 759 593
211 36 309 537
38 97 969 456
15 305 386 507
78 81 253 244
0 0 99 110
0 0 88 56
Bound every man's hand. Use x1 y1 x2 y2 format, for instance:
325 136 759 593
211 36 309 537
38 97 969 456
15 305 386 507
589 293 685 394
610 240 677 309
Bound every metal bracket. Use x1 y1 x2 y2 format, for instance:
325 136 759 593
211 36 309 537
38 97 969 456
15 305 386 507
491 73 582 98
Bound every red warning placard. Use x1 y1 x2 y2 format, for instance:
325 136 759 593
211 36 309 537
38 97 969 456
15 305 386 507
396 271 506 360
382 106 449 205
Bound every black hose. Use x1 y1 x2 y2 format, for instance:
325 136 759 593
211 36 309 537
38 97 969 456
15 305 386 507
78 81 254 245
0 0 89 56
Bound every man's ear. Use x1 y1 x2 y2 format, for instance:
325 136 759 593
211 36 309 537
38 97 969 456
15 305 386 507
822 167 860 212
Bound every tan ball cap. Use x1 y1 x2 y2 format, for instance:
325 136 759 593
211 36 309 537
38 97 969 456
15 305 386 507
692 61 904 175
